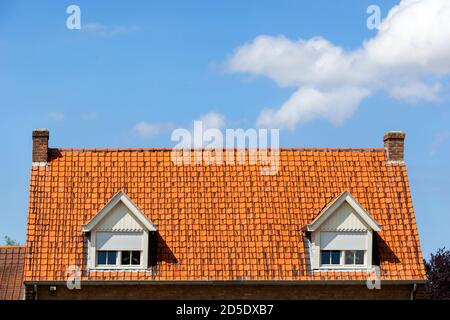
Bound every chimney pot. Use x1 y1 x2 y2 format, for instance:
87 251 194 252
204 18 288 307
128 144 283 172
384 131 405 162
32 128 49 163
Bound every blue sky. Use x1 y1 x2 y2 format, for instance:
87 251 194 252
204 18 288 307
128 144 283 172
0 0 449 258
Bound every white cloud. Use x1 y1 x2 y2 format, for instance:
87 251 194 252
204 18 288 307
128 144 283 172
197 112 226 129
190 112 226 147
82 22 139 37
388 81 442 103
133 122 173 138
228 35 364 88
257 86 370 129
227 0 450 130
363 0 450 75
48 112 64 122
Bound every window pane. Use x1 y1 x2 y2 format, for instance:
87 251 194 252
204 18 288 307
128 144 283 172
355 250 365 264
131 251 141 265
97 251 107 265
121 251 131 265
331 251 341 264
321 251 331 264
345 251 355 264
107 251 117 265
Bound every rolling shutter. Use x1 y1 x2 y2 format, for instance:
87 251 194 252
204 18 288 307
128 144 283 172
320 231 367 250
96 232 144 250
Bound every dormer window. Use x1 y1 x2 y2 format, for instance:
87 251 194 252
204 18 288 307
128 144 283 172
320 250 365 266
82 191 157 270
306 191 381 270
96 250 142 267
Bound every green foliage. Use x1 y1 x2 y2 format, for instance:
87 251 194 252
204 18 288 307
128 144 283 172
3 235 21 246
424 247 450 300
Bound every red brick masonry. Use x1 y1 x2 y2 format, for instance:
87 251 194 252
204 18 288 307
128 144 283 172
32 129 49 163
28 283 424 300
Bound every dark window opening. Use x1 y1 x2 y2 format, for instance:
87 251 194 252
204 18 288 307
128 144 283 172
121 251 141 265
344 250 365 265
321 250 341 265
97 250 117 265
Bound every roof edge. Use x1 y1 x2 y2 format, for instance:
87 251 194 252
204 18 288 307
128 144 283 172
50 147 386 153
0 245 26 249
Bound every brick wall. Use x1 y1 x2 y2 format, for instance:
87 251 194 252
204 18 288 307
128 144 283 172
28 283 425 300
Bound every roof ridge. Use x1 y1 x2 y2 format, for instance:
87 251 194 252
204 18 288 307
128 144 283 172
51 147 385 153
0 245 26 248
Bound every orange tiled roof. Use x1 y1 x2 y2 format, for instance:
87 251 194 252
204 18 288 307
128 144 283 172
0 246 25 299
24 148 426 282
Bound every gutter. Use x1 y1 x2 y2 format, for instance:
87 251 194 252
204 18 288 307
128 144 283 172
24 279 427 286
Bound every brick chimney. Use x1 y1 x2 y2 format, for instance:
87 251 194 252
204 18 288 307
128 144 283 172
384 131 405 162
32 129 49 163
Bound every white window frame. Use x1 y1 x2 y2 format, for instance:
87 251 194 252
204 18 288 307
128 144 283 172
312 230 373 270
88 230 149 270
319 249 366 267
95 250 144 268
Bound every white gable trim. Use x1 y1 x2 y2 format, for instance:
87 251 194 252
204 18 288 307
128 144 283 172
306 191 381 232
82 190 157 232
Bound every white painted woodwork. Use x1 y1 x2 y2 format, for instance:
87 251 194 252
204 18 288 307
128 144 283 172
320 202 369 232
96 202 145 232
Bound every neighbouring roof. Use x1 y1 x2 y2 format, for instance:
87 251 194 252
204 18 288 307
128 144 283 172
0 246 25 299
25 148 426 282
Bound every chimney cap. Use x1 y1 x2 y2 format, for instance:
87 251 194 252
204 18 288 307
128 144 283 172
32 128 49 137
383 131 405 141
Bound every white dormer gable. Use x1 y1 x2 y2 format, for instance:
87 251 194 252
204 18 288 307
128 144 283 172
94 201 146 231
306 191 381 233
306 191 381 270
320 202 369 231
83 190 156 233
83 191 156 270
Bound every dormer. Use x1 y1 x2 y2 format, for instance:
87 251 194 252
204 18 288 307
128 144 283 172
306 191 381 270
82 190 157 270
